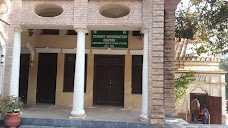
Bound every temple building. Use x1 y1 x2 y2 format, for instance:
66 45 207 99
175 39 227 124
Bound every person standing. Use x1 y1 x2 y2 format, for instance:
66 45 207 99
190 96 200 123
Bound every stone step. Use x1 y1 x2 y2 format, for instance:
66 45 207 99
20 118 150 128
1 117 192 128
19 125 61 128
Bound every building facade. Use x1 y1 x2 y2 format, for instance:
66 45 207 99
0 0 179 125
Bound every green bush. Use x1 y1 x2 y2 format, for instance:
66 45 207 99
175 71 196 106
0 96 23 114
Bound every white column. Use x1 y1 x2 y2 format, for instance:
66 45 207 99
140 29 148 120
0 34 6 95
70 28 87 118
10 28 23 97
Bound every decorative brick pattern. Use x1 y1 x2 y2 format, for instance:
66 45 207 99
164 11 176 116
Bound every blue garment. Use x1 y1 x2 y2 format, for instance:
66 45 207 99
203 108 209 118
202 118 207 124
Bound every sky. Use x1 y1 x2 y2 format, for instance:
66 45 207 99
182 0 190 6
177 0 191 9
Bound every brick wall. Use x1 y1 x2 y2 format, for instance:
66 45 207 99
20 0 142 30
21 1 74 28
74 0 87 29
79 0 142 29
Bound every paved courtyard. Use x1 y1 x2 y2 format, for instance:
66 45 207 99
21 105 142 122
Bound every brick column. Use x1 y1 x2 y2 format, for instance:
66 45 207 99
149 0 165 125
164 11 177 117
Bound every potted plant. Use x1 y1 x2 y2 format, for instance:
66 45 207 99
0 96 23 128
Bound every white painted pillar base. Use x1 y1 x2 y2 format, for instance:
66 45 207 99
140 28 149 121
10 28 23 97
70 28 87 118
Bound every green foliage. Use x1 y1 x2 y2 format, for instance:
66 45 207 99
175 71 196 106
0 96 23 114
220 59 228 71
176 0 228 55
175 2 197 40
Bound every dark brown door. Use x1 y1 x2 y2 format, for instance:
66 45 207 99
19 54 30 104
94 55 124 106
206 96 222 124
36 53 57 104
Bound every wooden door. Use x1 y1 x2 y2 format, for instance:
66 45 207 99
94 55 124 106
106 65 124 105
36 53 57 104
19 54 30 104
206 96 222 124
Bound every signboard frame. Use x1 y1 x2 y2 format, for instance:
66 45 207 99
91 31 128 48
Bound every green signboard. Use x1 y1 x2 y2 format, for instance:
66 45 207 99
91 31 128 48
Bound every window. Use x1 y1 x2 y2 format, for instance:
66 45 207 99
67 30 77 35
132 31 141 36
132 55 143 94
41 29 59 35
63 54 87 92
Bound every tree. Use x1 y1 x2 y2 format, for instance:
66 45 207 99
176 0 228 55
175 71 196 106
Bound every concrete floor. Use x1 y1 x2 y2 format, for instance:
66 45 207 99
21 105 142 123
